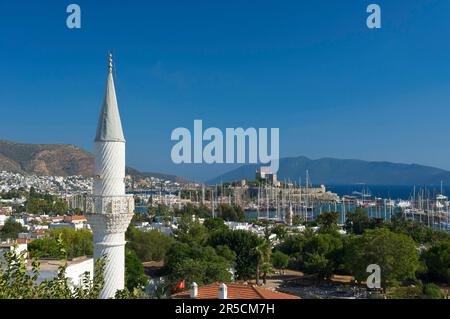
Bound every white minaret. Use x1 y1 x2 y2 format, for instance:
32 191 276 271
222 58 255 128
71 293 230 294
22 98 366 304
286 204 293 226
86 53 134 299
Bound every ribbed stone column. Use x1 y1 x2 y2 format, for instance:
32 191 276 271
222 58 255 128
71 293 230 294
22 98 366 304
87 210 133 299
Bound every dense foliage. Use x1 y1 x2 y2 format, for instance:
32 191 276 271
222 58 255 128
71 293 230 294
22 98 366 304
28 228 93 259
272 250 289 271
125 249 148 291
25 187 68 215
208 229 263 280
217 204 245 222
0 219 26 240
126 226 175 262
422 241 450 284
163 242 233 287
0 239 105 299
345 228 420 289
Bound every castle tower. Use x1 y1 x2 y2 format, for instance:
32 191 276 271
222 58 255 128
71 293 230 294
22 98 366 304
86 53 134 299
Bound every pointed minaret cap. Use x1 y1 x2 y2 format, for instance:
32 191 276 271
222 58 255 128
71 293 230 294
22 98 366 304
95 52 125 143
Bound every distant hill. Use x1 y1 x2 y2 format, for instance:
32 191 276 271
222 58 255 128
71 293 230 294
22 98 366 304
207 156 450 186
0 140 188 183
125 167 190 184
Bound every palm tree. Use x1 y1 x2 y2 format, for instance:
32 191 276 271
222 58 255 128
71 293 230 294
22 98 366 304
253 240 272 286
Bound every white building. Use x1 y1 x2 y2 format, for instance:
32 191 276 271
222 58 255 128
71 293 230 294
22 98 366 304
225 221 252 231
0 214 9 226
13 218 25 226
33 257 94 289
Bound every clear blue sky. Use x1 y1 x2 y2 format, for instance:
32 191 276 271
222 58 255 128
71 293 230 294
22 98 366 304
1 0 450 181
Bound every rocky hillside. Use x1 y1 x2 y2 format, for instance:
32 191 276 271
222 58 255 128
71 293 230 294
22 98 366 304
0 140 93 176
0 140 187 182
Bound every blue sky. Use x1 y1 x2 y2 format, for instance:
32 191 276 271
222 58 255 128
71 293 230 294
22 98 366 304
1 0 450 181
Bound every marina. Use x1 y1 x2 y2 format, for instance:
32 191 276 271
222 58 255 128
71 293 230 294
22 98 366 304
129 175 450 232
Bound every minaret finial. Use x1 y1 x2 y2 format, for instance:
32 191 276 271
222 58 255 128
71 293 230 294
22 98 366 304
108 52 113 73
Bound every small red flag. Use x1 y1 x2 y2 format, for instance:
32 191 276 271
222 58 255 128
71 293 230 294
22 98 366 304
173 280 185 293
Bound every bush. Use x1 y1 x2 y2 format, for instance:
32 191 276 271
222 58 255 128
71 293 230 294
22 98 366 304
272 251 289 270
423 283 443 299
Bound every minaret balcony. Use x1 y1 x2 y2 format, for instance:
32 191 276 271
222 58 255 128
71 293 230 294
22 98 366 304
85 194 135 215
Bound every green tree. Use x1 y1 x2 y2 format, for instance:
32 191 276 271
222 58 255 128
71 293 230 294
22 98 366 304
276 234 309 269
422 241 450 283
25 190 68 215
208 229 262 280
203 218 228 232
53 199 69 215
254 240 272 285
303 233 344 279
196 204 211 218
215 245 237 267
28 228 93 259
0 219 26 240
304 252 330 279
272 224 287 240
131 212 152 224
346 228 420 290
151 204 171 220
175 217 209 246
272 250 289 272
164 242 232 287
125 249 148 291
217 204 245 222
28 237 62 259
126 226 175 262
345 208 371 235
316 211 339 234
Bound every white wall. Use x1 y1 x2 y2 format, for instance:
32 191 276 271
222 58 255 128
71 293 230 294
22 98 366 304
34 258 94 289
65 258 94 287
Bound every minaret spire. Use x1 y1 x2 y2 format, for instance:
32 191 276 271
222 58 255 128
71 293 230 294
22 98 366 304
108 52 113 73
95 52 125 143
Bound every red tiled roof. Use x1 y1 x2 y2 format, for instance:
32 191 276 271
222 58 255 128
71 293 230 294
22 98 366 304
142 261 164 268
172 283 301 299
32 230 47 236
63 215 87 222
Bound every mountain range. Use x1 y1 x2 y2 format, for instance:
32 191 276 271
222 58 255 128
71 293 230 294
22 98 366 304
207 156 450 186
2 140 450 186
0 140 188 183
